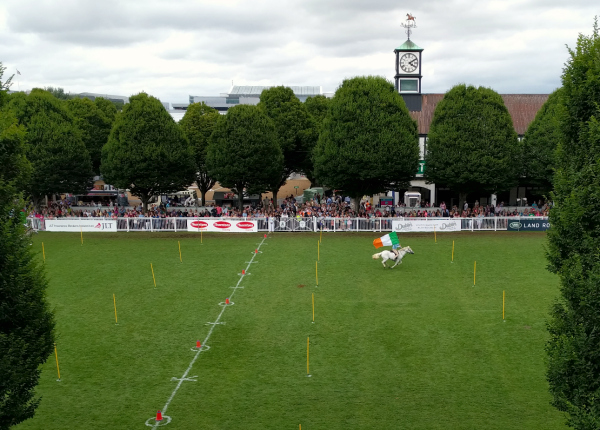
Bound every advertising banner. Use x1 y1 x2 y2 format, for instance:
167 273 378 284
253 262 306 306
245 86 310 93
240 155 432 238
45 219 117 232
392 219 461 233
187 219 257 233
507 218 550 231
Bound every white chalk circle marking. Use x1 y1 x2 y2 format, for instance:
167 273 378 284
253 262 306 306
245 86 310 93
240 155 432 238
145 415 172 427
190 345 211 352
219 301 234 306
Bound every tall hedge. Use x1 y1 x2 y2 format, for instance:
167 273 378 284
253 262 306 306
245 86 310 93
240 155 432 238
546 19 600 430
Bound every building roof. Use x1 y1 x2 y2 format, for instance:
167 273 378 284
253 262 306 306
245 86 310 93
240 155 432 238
395 39 423 51
227 86 322 97
409 93 549 135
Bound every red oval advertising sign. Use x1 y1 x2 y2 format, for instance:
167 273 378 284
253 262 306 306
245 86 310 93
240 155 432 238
236 222 255 229
190 221 208 229
214 221 231 229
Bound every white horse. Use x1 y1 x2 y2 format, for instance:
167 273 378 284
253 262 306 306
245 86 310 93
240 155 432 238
372 246 414 268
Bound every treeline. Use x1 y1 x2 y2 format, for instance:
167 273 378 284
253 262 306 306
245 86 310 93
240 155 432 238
0 70 571 216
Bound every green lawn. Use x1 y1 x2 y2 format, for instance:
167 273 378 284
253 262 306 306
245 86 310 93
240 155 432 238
17 231 567 429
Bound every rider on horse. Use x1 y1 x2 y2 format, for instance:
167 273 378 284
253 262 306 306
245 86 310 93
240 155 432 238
391 242 401 257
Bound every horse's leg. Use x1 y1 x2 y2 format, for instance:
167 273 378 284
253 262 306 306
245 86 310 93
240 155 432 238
391 257 400 269
381 255 388 268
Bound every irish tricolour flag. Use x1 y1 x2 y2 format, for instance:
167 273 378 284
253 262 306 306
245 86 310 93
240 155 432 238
373 231 400 249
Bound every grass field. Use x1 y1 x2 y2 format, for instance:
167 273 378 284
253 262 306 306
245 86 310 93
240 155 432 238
16 231 567 429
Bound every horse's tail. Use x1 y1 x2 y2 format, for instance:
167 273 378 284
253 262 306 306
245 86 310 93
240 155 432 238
372 252 382 260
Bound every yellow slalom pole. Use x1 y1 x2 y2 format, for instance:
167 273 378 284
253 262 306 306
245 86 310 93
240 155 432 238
54 343 61 381
474 261 476 286
316 261 318 286
42 242 46 262
318 241 320 261
307 336 310 376
452 240 454 262
434 225 437 243
113 293 118 324
151 263 157 288
503 290 505 321
80 226 83 246
312 293 315 323
178 241 182 263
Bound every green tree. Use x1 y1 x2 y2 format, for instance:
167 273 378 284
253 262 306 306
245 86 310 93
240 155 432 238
520 89 564 193
101 92 195 212
66 97 113 174
546 19 600 430
424 84 519 208
43 86 73 100
313 76 419 202
179 102 220 206
0 106 55 428
94 97 118 123
258 87 318 204
0 62 14 109
6 89 93 208
304 94 331 130
206 104 283 212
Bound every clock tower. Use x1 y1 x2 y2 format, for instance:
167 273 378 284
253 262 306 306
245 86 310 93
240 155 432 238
394 14 423 94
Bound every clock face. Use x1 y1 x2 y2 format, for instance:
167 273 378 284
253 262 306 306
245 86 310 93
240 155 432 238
400 53 419 73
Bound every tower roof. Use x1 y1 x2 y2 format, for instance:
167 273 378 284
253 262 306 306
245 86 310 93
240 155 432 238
395 39 423 51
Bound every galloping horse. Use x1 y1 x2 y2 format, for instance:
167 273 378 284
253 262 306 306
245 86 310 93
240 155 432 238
372 246 414 269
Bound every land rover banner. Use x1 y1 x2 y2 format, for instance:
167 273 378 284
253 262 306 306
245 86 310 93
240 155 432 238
507 218 550 232
45 219 117 232
392 219 461 233
187 219 257 232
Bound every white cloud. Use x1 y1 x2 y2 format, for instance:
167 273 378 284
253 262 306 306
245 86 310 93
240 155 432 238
1 0 597 102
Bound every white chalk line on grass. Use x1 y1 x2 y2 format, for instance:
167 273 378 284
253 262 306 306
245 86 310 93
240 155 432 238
147 236 266 428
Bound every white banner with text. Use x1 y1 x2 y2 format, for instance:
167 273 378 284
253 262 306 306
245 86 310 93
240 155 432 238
392 219 462 233
45 219 117 232
187 219 258 233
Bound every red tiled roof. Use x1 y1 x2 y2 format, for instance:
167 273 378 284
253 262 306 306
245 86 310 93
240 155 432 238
409 93 549 136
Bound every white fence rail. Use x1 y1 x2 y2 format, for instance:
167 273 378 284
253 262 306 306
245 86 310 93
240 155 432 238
27 216 549 233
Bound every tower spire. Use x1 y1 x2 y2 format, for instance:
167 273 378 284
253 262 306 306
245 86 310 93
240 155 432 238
401 13 417 40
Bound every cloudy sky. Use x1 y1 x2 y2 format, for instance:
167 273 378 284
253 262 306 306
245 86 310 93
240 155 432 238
1 0 597 104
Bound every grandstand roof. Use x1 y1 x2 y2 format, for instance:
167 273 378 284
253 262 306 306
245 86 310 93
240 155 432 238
409 93 549 135
227 86 322 97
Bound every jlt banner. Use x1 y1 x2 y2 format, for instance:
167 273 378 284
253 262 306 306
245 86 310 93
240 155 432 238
188 219 257 233
45 219 117 232
392 219 461 233
507 218 550 231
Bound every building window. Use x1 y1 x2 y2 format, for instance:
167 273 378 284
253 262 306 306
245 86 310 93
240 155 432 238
400 79 418 92
226 98 239 104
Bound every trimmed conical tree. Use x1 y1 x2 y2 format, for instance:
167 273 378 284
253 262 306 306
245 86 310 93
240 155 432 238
546 19 600 430
0 108 55 428
424 84 519 209
313 76 419 203
101 92 196 212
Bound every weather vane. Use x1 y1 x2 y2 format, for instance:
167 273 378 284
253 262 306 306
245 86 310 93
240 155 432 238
401 13 417 40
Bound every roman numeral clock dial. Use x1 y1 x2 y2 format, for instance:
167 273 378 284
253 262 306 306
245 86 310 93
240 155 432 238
400 53 419 73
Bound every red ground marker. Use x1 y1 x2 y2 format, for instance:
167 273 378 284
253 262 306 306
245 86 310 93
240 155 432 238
196 340 201 349
264 234 267 238
255 249 258 254
156 410 163 421
242 269 245 275
226 298 230 305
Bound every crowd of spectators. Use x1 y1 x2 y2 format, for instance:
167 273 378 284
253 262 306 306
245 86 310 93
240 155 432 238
27 195 550 221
